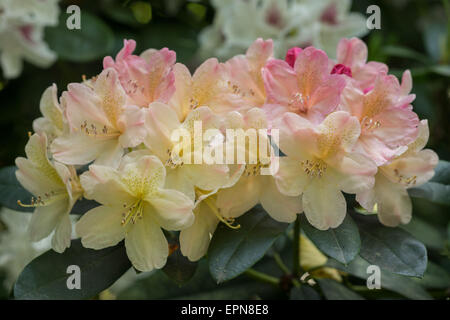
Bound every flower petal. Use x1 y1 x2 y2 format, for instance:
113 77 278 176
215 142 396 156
260 176 302 223
179 201 219 262
302 179 346 230
147 189 195 231
125 215 168 272
216 175 260 218
76 205 126 250
28 198 69 242
275 157 309 196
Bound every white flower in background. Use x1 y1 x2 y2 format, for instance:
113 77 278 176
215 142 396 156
0 208 78 290
0 208 51 290
0 0 60 79
198 0 367 60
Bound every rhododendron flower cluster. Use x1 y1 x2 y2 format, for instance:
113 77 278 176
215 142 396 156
15 37 438 272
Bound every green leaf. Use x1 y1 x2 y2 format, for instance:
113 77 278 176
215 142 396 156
290 285 321 300
413 261 450 289
130 2 152 24
14 240 131 300
355 215 427 277
430 161 450 184
45 12 114 62
408 182 450 206
118 261 280 300
327 256 432 300
186 3 207 21
300 215 360 264
0 166 32 212
208 206 288 283
317 279 364 300
162 246 197 285
401 216 446 250
135 22 197 63
101 0 141 27
409 160 450 206
382 45 431 64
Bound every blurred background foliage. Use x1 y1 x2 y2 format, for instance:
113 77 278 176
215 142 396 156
0 0 449 300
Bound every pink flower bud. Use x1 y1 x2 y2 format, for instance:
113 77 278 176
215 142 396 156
331 63 352 77
285 47 302 68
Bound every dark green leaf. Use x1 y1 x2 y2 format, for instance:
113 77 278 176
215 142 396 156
118 261 280 300
162 246 198 285
413 261 450 289
430 160 450 184
409 160 450 206
382 45 431 64
317 279 364 300
408 182 450 206
401 216 446 250
136 22 197 64
0 166 33 212
355 215 427 277
101 0 141 27
327 256 432 300
300 215 360 264
290 285 321 300
208 207 288 283
45 12 115 62
14 240 131 300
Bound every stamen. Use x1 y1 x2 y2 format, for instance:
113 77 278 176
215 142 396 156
17 191 65 208
243 161 270 177
361 117 381 130
79 120 119 138
301 159 327 178
203 197 240 230
393 169 417 186
121 200 145 226
288 92 310 113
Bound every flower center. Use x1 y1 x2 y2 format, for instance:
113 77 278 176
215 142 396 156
288 92 310 113
361 116 381 131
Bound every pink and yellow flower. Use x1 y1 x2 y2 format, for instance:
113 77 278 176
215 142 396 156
51 68 147 167
274 111 377 230
103 39 176 107
341 70 419 166
357 120 438 226
262 47 346 124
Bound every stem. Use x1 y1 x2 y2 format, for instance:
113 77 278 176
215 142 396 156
244 268 280 287
293 215 301 277
273 253 290 275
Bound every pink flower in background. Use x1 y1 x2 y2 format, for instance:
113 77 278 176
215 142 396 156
262 47 346 124
103 39 176 107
